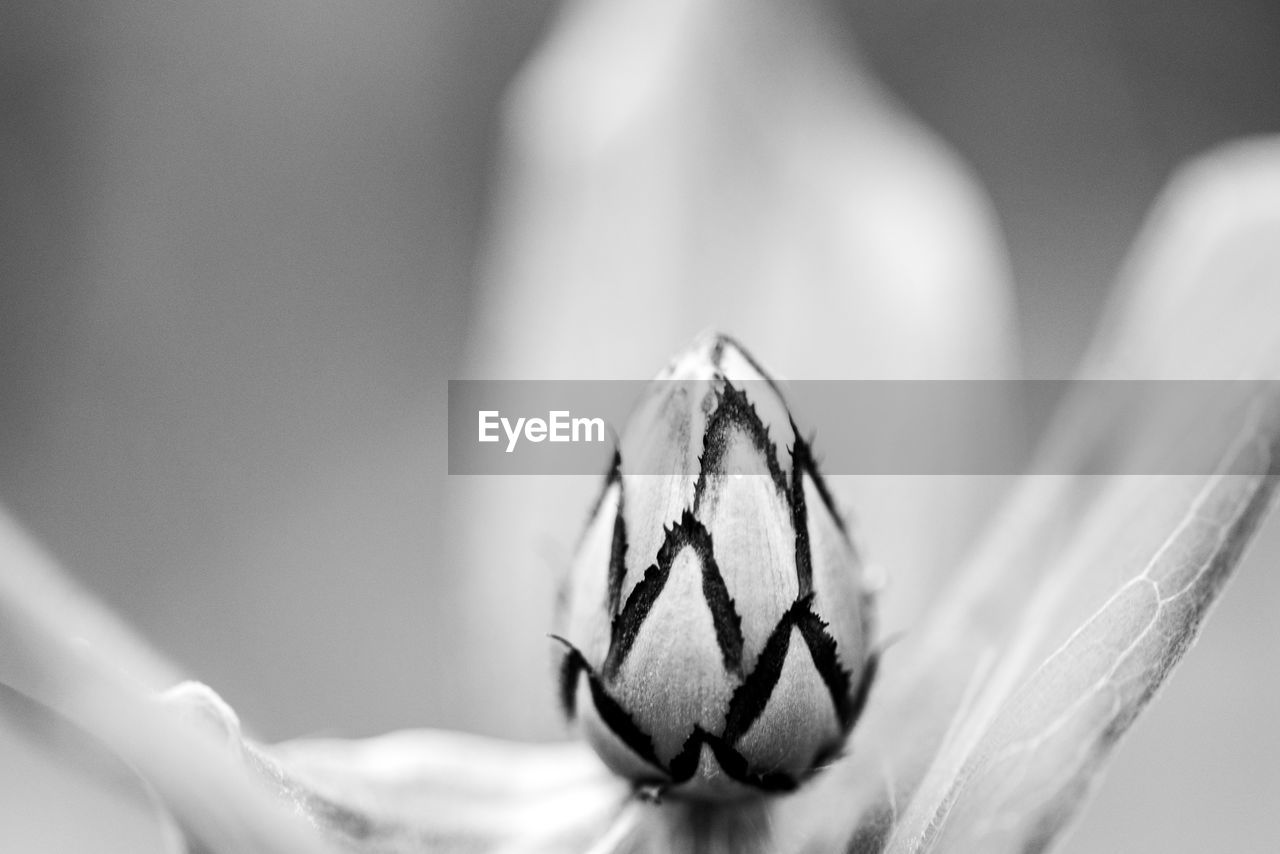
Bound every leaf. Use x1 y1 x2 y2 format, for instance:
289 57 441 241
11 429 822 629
795 139 1280 854
892 428 1279 854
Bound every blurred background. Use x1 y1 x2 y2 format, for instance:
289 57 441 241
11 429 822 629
2 1 1279 852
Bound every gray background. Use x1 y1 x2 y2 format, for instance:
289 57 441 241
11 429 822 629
3 1 1279 851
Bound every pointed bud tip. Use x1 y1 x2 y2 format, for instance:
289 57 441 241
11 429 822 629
661 331 773 386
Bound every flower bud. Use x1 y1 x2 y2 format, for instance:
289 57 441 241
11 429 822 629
555 333 877 800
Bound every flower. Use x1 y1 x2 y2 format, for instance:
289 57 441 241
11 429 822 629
2 2 1280 854
556 333 876 799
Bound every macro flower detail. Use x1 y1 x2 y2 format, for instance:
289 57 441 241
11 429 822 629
8 0 1280 848
555 333 877 800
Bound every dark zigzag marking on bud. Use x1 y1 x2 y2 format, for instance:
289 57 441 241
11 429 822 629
552 637 665 773
788 427 874 734
562 451 626 630
564 451 621 607
603 510 744 680
706 333 789 403
556 641 585 720
581 448 619 540
792 604 857 732
605 457 629 619
720 595 865 748
699 544 745 679
674 510 746 677
669 726 799 793
790 431 816 597
790 420 850 537
693 380 788 513
720 595 811 744
603 562 668 682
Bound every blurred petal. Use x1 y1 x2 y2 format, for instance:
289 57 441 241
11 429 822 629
264 730 627 853
1082 137 1280 381
0 504 627 853
0 507 338 853
0 506 179 691
453 0 1017 739
790 138 1280 853
0 686 182 854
